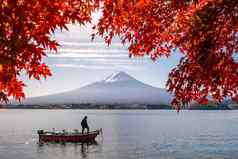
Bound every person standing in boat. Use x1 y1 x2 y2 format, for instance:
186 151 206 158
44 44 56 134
81 116 89 134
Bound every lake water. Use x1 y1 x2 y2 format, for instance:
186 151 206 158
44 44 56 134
0 110 238 159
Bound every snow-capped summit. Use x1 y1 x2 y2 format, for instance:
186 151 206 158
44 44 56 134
103 71 136 83
18 71 173 105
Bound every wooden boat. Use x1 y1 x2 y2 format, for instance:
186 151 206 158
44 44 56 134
38 129 101 143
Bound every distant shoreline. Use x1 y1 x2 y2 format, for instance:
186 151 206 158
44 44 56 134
1 106 234 111
2 102 236 110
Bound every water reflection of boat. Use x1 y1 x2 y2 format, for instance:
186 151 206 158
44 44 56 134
38 129 101 143
37 140 101 158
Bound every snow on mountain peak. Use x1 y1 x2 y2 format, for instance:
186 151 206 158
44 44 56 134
18 71 173 105
103 71 136 83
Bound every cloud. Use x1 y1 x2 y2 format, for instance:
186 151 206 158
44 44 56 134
47 21 147 71
72 57 147 65
59 42 126 48
53 63 142 70
48 53 129 58
57 48 128 53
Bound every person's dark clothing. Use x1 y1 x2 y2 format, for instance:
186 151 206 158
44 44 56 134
81 117 89 133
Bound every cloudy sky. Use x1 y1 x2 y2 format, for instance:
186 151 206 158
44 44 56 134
22 24 182 97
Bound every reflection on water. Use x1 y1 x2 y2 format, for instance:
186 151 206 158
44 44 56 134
81 143 88 158
0 110 238 159
37 141 100 158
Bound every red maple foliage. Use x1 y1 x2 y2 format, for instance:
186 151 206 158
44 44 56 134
1 0 237 110
96 0 238 110
0 0 99 102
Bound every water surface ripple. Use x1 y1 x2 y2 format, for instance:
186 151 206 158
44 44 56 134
0 110 237 159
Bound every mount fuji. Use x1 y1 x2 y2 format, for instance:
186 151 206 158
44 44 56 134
18 72 173 105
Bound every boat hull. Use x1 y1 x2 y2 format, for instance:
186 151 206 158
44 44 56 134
38 130 100 143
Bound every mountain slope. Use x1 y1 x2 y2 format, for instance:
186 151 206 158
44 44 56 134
17 72 173 105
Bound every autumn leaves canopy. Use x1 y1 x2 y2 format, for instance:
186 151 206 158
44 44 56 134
0 0 237 110
0 0 99 101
